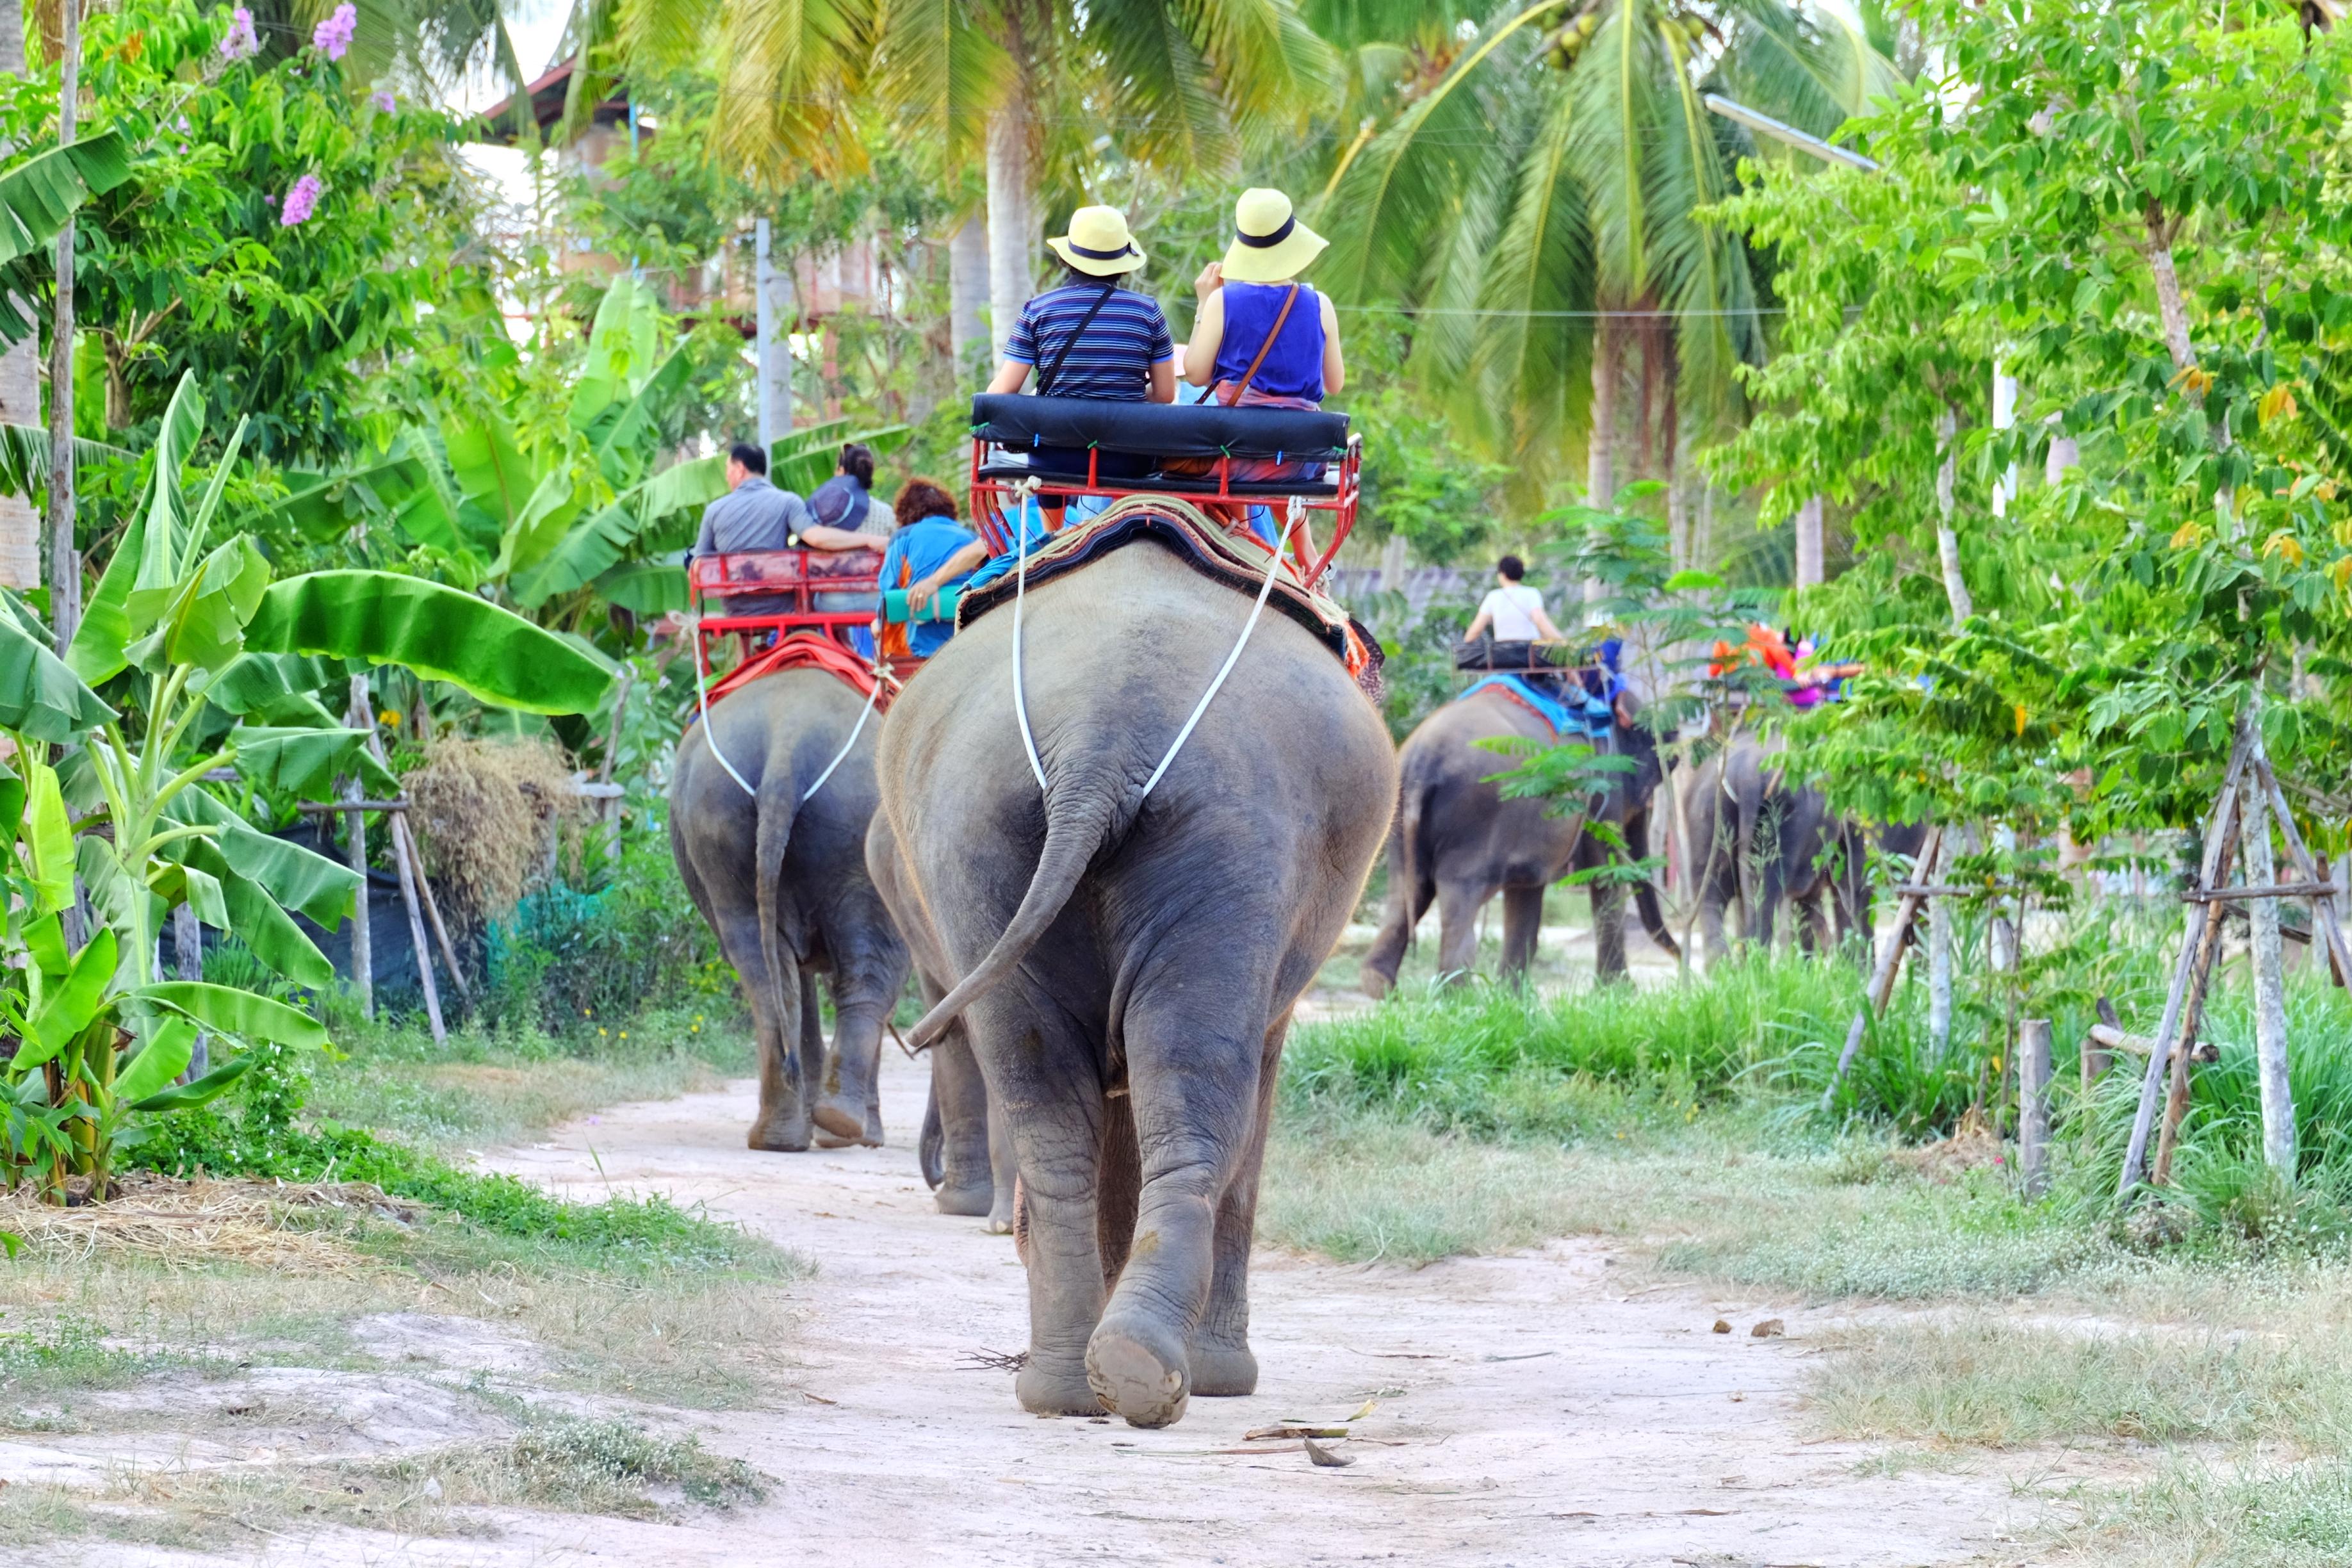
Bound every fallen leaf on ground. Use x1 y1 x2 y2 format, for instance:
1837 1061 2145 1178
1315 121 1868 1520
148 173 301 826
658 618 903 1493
1249 1424 1351 1441
1480 1350 1555 1362
1304 1437 1355 1468
1711 1319 1731 1334
1751 1319 1785 1339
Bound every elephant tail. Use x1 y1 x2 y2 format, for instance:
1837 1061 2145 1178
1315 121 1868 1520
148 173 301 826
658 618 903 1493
754 767 804 1084
908 767 1123 1049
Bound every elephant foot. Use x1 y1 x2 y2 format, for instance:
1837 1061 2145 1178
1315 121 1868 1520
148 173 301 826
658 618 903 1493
812 1095 884 1148
935 1182 993 1218
1358 961 1395 1000
1087 1315 1190 1428
747 1120 811 1152
1187 1341 1258 1398
1015 1357 1105 1417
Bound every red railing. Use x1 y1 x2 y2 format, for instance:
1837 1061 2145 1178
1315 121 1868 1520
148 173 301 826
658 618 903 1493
965 434 1362 591
687 546 883 680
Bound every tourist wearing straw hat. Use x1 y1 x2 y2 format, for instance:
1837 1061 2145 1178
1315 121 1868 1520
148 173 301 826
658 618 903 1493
1183 187 1346 411
910 206 1177 612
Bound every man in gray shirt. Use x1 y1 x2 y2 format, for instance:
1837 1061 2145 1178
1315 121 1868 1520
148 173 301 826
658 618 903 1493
692 441 811 557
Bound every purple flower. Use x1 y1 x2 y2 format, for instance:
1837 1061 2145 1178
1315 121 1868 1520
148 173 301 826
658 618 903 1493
372 87 395 113
313 2 356 60
219 5 259 60
279 172 323 227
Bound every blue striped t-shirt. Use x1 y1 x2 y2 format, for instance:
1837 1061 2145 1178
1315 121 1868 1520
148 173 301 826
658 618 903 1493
1006 283 1174 401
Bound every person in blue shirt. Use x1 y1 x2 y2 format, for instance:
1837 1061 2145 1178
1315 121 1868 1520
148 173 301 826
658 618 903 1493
878 479 980 660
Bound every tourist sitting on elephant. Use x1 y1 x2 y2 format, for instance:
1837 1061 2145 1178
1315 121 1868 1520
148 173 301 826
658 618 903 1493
799 441 888 548
881 479 979 660
1463 554 1565 646
690 441 815 618
1180 187 1345 541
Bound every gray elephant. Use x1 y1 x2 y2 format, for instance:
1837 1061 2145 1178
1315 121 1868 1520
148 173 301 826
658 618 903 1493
670 667 911 1150
1679 735 1925 957
873 543 1396 1428
1359 685 1676 996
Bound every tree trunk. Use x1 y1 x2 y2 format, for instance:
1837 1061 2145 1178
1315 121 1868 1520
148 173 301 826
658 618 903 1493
1794 494 1824 589
2146 234 2196 375
1990 366 2018 519
949 215 989 372
984 101 1036 360
1934 403 1972 626
2246 769 2296 1172
2046 430 2079 484
1585 316 1617 606
345 676 373 1019
754 218 794 446
44 0 76 650
0 0 35 589
1927 888 1953 1056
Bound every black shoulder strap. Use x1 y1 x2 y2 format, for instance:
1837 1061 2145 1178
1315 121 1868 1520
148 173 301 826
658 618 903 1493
1036 284 1118 396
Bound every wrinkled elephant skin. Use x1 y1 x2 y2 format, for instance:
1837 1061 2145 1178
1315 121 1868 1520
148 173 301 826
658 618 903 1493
1360 689 1675 997
671 668 911 1152
872 543 1396 1428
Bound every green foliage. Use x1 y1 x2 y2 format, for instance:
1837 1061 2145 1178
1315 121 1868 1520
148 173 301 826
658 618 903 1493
1335 312 1512 562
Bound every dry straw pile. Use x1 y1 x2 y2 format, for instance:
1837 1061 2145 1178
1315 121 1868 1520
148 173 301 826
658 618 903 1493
0 1175 416 1272
404 738 580 924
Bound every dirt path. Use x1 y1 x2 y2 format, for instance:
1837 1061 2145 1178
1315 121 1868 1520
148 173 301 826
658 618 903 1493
445 1048 2031 1568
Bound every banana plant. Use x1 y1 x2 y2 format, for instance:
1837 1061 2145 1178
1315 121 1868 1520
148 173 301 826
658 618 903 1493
0 371 617 1202
265 275 910 618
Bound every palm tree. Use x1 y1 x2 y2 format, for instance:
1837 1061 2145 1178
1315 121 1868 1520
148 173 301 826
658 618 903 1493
1316 0 1891 503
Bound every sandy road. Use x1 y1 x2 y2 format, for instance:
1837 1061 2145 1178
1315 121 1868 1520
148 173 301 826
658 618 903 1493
452 1046 2029 1568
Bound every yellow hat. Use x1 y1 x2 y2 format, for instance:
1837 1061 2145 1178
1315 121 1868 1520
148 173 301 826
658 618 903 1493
1220 188 1327 283
1046 205 1147 277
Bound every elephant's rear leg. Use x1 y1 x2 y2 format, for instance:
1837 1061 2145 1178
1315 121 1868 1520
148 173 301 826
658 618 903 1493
1499 885 1545 984
1434 879 1490 983
928 1025 997 1218
1088 977 1278 1427
714 911 809 1152
1360 830 1429 999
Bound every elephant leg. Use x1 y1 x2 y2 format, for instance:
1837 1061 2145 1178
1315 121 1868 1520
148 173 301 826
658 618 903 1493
1499 885 1545 984
717 913 809 1152
980 999 1109 1417
815 988 887 1149
1795 890 1831 955
984 1084 1018 1235
1433 880 1488 983
1191 1009 1287 1398
1086 981 1273 1429
808 968 861 1150
929 1027 995 1217
1361 851 1432 1000
1098 1083 1139 1294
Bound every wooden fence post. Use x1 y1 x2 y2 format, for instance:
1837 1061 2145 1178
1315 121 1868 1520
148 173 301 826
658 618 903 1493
1826 824 1944 1106
2018 1018 2052 1198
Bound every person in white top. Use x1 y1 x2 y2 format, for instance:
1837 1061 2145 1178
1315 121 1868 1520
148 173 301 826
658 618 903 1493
1463 554 1564 643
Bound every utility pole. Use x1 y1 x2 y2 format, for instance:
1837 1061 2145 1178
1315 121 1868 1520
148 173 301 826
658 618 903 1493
45 0 79 653
755 218 794 447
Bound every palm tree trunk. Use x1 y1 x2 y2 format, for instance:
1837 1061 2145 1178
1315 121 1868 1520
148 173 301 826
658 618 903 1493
0 0 37 589
1585 316 1617 606
949 215 989 372
1794 495 1824 589
45 0 78 651
984 99 1036 359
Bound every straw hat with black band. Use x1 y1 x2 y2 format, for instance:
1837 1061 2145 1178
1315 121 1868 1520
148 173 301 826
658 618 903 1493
1219 188 1327 284
1046 206 1147 277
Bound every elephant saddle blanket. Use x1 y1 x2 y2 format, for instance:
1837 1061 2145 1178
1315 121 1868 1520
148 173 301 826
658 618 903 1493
1458 673 1610 739
956 495 1384 702
706 631 889 710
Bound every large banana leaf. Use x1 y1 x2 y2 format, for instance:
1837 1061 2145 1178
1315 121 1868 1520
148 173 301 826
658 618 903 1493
0 421 136 499
0 131 134 269
593 344 692 488
596 560 689 616
203 652 338 721
773 423 912 496
161 828 340 986
140 534 268 674
140 981 330 1049
568 275 663 433
22 763 72 915
70 373 207 684
172 786 359 927
233 725 400 799
492 468 582 578
17 929 115 1068
508 450 731 608
243 570 617 715
443 414 537 529
0 598 114 742
269 441 459 549
112 1017 195 1106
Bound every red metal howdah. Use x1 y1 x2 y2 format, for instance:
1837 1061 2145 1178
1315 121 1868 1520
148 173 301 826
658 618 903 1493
689 547 896 703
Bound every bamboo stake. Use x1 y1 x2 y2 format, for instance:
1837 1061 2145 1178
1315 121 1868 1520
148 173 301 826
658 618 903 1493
396 814 471 1005
2255 757 2352 993
2018 1018 2052 1199
2119 714 2257 1196
2153 800 2242 1187
364 726 443 1043
1827 824 1945 1104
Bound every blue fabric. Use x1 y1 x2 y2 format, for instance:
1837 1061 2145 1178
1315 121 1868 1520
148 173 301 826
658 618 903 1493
1005 283 1175 400
1211 282 1325 402
881 518 981 657
1458 673 1612 738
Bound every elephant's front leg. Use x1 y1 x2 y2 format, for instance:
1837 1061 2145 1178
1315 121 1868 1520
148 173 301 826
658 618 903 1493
980 1000 1111 1416
1359 830 1423 999
1191 1013 1287 1398
1434 879 1490 982
928 1028 996 1217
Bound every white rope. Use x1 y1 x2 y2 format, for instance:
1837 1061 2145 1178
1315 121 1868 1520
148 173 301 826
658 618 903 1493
1139 496 1305 801
799 670 883 803
690 614 757 798
1009 479 1050 791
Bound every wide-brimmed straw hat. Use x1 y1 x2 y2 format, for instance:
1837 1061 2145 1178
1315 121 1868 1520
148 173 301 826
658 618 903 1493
1220 188 1327 284
1046 206 1147 276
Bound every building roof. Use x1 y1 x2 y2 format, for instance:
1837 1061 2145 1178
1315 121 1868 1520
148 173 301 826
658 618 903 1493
480 59 633 144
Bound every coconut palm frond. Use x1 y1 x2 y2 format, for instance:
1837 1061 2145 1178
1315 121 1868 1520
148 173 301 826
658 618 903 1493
1184 0 1343 125
1093 0 1239 175
872 0 1015 164
1467 76 1594 456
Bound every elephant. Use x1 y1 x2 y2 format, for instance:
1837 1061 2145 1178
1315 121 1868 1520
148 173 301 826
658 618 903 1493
1679 734 1926 959
1359 684 1677 997
669 667 911 1151
871 540 1396 1428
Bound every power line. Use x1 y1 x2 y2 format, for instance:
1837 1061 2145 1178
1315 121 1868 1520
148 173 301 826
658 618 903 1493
1328 304 1789 317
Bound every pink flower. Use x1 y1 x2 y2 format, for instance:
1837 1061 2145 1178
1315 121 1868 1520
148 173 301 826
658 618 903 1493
372 87 395 113
219 5 259 60
313 2 355 60
279 172 322 227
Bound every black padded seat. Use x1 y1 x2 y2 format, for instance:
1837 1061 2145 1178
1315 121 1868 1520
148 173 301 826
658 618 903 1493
971 393 1350 460
974 457 1339 498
